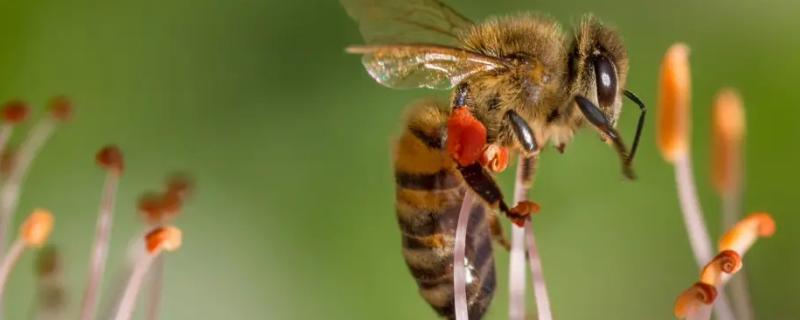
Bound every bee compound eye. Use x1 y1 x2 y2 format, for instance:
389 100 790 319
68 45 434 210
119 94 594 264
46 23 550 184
593 55 617 108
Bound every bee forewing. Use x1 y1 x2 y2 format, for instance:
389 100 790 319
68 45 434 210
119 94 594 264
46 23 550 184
351 45 507 90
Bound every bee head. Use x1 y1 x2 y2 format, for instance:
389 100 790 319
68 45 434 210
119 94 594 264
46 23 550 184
568 16 629 127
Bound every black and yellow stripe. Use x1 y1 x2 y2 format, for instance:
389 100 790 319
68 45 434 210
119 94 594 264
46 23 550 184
393 100 496 320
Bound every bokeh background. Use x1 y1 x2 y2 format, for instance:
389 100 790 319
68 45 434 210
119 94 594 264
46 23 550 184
0 0 798 319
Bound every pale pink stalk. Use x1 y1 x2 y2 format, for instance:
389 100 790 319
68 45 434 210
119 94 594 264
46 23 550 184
674 154 713 267
80 172 121 320
453 190 476 320
508 156 532 320
0 118 56 254
146 256 164 320
727 276 753 320
113 253 155 320
713 292 736 320
526 222 552 320
0 240 25 300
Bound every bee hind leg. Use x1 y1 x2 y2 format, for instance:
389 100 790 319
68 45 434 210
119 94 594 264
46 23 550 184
488 212 511 251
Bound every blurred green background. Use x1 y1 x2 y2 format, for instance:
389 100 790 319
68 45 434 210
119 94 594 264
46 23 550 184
0 0 798 319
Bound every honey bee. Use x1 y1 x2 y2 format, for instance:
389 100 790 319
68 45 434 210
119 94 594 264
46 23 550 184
342 0 646 319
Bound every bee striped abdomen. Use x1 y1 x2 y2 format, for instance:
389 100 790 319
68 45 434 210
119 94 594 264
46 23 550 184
394 101 496 320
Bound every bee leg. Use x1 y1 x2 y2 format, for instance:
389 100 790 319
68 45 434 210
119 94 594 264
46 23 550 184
506 110 539 155
487 212 511 251
574 95 637 180
458 163 539 227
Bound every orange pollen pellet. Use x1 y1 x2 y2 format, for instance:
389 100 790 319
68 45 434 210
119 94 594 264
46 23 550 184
480 145 509 173
447 107 487 167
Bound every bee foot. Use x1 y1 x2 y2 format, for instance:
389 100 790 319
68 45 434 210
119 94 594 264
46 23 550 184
508 201 540 226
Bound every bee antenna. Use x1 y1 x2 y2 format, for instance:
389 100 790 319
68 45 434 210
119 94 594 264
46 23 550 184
623 90 647 165
575 95 636 180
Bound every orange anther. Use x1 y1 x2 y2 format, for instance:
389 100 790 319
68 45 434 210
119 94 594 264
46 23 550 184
96 145 124 174
138 192 164 224
719 212 775 256
160 191 184 217
711 89 745 195
700 250 742 285
674 282 717 318
21 209 54 248
2 100 30 124
165 174 193 199
48 96 73 122
145 226 182 254
657 43 691 163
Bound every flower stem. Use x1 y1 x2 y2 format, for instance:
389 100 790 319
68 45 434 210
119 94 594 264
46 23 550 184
453 190 476 320
80 173 121 320
146 256 164 320
674 154 713 266
526 221 552 320
113 253 155 320
0 240 26 300
509 155 534 320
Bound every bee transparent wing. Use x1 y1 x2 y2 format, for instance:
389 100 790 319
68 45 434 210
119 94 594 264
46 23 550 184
347 45 507 90
341 0 474 46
